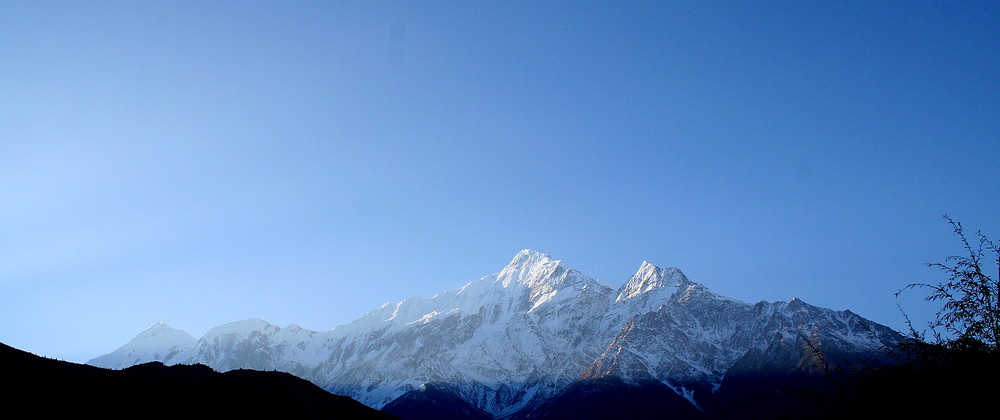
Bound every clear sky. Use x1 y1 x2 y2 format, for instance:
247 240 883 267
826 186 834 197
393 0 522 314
1 1 997 363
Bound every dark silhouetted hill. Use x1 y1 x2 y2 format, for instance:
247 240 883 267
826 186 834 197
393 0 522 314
1 341 397 419
382 383 493 420
525 377 705 420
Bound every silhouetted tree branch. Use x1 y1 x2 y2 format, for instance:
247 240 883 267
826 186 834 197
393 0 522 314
896 215 1000 351
814 216 1000 419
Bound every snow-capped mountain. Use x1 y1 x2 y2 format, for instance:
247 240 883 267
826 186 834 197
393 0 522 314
87 321 196 368
89 250 899 418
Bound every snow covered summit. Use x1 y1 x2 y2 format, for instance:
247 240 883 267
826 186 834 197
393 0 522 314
88 321 196 368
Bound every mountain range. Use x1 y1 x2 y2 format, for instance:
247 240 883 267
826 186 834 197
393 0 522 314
88 249 901 418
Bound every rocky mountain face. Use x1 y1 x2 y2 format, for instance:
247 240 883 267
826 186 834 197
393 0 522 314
89 250 900 418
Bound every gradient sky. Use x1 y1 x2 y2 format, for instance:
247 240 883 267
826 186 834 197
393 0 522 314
2 1 997 363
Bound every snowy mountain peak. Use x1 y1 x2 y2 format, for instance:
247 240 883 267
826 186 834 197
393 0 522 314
87 322 196 369
518 248 548 258
201 318 279 338
129 322 195 345
497 249 567 288
505 249 556 270
615 260 690 303
135 321 174 338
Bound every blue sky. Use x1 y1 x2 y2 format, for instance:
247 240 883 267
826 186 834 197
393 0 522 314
1 1 997 363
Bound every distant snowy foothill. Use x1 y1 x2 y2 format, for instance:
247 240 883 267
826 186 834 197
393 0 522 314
90 249 899 417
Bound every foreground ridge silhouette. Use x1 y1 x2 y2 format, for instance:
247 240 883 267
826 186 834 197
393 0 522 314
2 341 397 419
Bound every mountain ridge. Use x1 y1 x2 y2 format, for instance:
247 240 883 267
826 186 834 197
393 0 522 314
89 249 900 418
